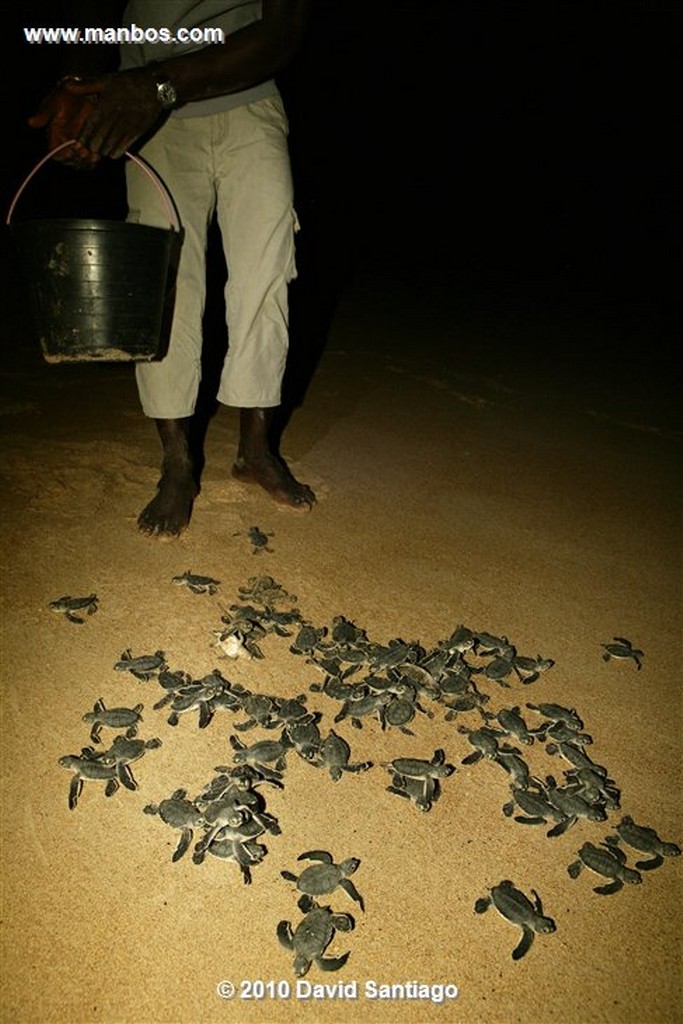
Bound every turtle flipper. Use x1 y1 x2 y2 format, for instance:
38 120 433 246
512 925 534 960
340 878 365 912
68 776 82 810
547 816 574 838
593 879 623 895
316 951 350 972
173 828 192 863
462 751 482 765
198 701 213 729
386 785 410 800
118 764 137 791
635 853 664 871
298 850 332 863
276 920 294 950
567 860 583 879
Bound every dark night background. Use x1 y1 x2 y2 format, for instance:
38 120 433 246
1 1 678 425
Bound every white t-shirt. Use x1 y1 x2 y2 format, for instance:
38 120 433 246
119 0 279 117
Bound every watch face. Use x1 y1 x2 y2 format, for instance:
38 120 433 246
157 80 177 108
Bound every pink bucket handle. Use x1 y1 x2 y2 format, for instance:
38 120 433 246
5 139 180 231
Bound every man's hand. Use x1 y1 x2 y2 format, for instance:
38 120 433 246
28 83 102 168
65 69 164 159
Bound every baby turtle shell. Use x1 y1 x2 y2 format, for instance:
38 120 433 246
82 699 144 744
605 816 681 870
59 752 127 809
282 851 364 910
144 789 205 862
277 896 354 977
49 593 98 624
114 649 167 681
172 570 220 595
475 880 556 960
315 730 372 782
601 636 644 670
568 841 642 895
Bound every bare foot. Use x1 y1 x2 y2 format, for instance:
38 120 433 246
137 469 198 537
232 454 315 510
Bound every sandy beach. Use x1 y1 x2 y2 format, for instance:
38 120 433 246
1 3 680 1022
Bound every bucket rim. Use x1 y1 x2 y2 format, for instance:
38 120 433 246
10 217 178 235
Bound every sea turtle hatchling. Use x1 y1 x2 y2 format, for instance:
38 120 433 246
385 749 456 785
232 526 274 554
229 735 290 783
82 699 144 744
97 735 162 788
114 649 167 681
568 841 642 895
171 570 220 595
525 702 584 731
601 637 644 670
237 575 296 606
277 895 355 978
483 706 542 746
59 752 123 809
386 771 441 812
281 851 364 910
49 594 98 624
200 836 268 883
144 789 205 862
474 880 556 960
314 730 373 782
605 816 681 870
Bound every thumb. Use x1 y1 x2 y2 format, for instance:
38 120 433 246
28 109 49 128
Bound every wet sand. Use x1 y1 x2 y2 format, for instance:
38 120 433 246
0 213 680 1024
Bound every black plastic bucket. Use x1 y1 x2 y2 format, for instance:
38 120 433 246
6 142 180 363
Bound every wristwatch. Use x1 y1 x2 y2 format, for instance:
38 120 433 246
148 65 178 109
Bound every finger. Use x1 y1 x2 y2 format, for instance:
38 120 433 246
65 78 109 95
27 111 49 128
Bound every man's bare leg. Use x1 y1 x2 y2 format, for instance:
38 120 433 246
232 407 315 509
138 418 199 537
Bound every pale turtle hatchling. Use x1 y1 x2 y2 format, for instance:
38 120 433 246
568 840 642 895
474 880 556 960
277 895 354 978
171 570 220 595
605 816 681 870
49 593 98 624
82 699 144 744
282 850 364 911
601 636 644 670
